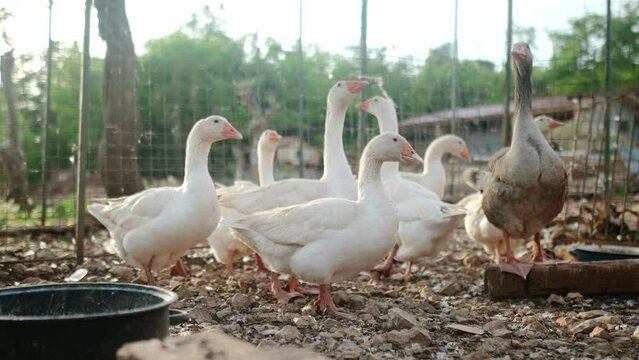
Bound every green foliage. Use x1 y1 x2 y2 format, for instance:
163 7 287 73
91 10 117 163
541 2 639 94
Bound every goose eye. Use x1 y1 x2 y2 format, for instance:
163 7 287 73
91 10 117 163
393 138 398 142
337 83 342 87
214 119 219 124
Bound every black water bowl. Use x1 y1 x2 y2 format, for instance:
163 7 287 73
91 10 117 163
0 282 177 360
570 244 639 261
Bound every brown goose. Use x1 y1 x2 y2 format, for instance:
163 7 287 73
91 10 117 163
480 42 568 279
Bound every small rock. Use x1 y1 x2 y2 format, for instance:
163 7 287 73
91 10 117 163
570 316 622 335
520 339 540 348
483 319 508 331
336 340 363 359
407 326 432 346
215 307 232 320
583 340 613 357
293 316 316 328
109 266 135 281
434 281 463 296
12 263 27 275
490 328 512 337
555 316 570 327
338 327 362 338
589 326 608 339
446 323 485 335
84 258 107 272
546 293 566 305
613 337 631 348
189 305 214 323
35 263 54 275
632 326 639 340
480 337 511 355
383 330 410 346
0 271 9 279
274 325 302 342
565 292 584 303
387 307 419 329
230 293 251 310
542 339 570 350
577 310 606 319
463 352 490 360
321 318 342 329
369 334 385 347
361 303 381 316
34 248 56 260
24 267 40 277
301 303 317 316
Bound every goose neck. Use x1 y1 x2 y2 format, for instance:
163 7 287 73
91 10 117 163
357 151 385 202
183 134 213 191
258 145 275 186
512 70 534 141
321 104 350 180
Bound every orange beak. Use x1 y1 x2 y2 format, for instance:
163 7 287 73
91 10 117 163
346 80 369 94
223 122 243 140
459 146 471 161
269 131 282 142
548 119 564 129
356 99 371 111
401 143 423 164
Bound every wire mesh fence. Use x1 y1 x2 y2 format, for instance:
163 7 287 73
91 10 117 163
0 0 638 252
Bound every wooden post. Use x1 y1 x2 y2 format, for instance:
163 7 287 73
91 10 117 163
75 0 92 265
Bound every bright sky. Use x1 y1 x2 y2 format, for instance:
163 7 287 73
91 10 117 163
2 0 618 68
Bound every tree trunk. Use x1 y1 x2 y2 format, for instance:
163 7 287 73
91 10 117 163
94 0 143 197
0 50 30 211
235 81 280 182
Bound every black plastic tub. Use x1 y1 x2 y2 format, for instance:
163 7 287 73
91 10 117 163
570 244 639 261
0 282 178 360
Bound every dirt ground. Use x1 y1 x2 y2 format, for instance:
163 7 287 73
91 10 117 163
1 228 638 359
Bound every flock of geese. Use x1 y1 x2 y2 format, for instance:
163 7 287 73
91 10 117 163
88 42 568 317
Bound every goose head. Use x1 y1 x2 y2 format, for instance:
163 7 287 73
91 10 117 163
259 129 282 152
436 134 472 161
512 42 533 76
356 95 395 119
534 115 564 134
328 80 369 108
367 133 423 165
193 115 243 142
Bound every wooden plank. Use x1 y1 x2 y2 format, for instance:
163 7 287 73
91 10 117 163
484 259 639 298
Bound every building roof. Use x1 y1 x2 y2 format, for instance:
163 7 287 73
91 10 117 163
399 95 598 128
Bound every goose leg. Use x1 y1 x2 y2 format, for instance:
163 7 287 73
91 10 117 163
372 243 399 278
170 258 191 277
314 284 355 320
270 272 302 304
286 276 319 295
402 261 413 282
143 262 156 286
532 232 546 262
494 239 503 263
498 231 533 279
225 250 237 274
254 253 269 273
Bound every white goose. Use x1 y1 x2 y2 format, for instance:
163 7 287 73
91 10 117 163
209 130 282 273
219 80 367 300
225 133 423 317
88 115 243 285
459 115 564 259
219 80 367 212
358 96 466 280
400 134 471 197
